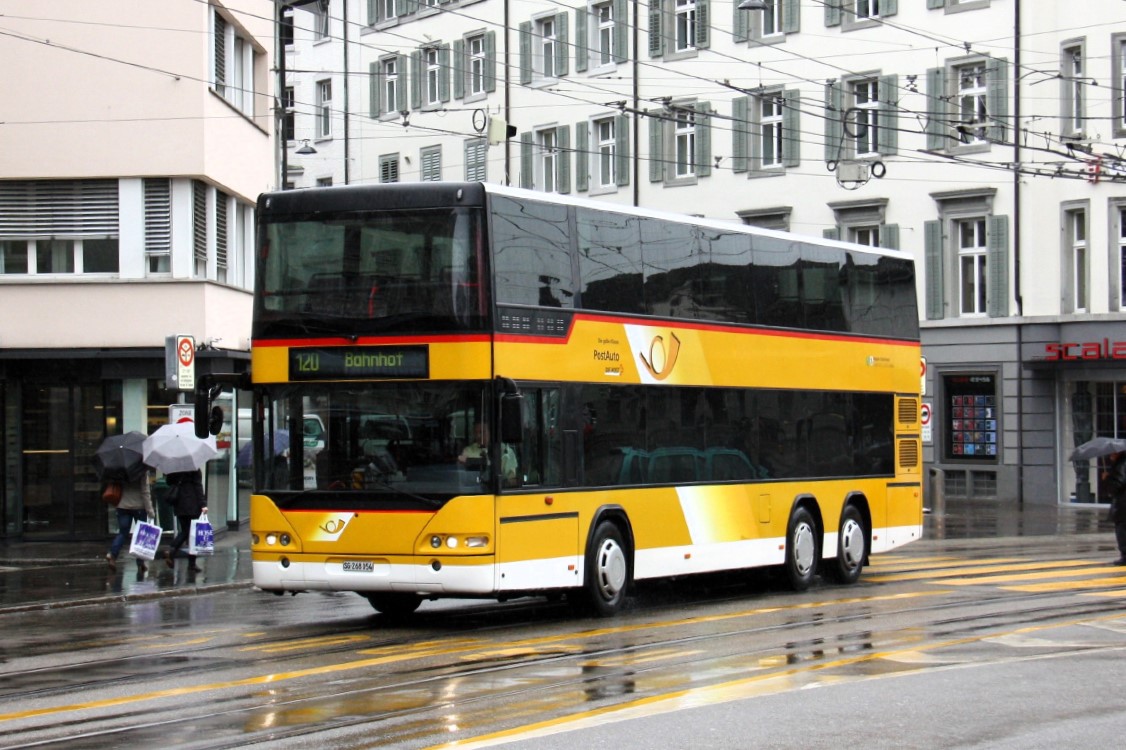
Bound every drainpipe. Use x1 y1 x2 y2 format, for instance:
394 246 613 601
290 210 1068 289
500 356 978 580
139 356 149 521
632 0 639 206
1013 1 1024 505
277 1 287 189
343 0 350 184
504 0 511 183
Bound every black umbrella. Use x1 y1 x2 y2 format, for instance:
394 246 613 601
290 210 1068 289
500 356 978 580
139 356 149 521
1069 436 1126 462
94 431 149 481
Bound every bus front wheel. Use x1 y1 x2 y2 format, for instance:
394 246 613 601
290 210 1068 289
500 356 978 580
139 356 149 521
365 592 422 618
580 521 630 617
784 506 819 592
826 505 867 585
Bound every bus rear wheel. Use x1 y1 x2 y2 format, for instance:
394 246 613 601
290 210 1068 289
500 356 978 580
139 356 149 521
579 521 629 617
784 506 819 592
827 505 867 585
365 592 422 618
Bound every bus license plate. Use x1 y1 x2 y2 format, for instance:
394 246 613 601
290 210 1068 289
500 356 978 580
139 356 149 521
343 561 374 573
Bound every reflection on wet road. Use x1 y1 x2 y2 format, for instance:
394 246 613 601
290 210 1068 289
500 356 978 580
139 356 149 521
2 539 1125 749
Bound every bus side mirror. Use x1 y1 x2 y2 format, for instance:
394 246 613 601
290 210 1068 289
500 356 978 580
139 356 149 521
499 393 523 444
208 406 225 436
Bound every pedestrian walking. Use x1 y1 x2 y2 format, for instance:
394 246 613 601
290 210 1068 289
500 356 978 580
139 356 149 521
106 471 155 573
162 469 207 572
1101 451 1126 565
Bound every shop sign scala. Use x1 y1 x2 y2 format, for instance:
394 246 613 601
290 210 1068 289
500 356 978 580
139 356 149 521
1043 339 1126 361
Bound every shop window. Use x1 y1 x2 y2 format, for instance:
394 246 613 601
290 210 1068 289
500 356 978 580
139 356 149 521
943 373 998 462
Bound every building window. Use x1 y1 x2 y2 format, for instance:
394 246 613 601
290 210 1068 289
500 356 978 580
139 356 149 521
1062 42 1085 137
826 199 898 250
850 79 880 156
456 31 496 100
312 0 329 40
0 241 28 274
826 76 898 162
371 0 397 24
649 102 711 185
316 177 333 187
826 0 897 29
212 9 261 118
144 178 172 274
733 89 800 176
538 128 558 193
594 2 614 66
1064 206 1088 313
425 48 441 106
649 0 708 58
468 35 486 94
958 218 988 316
372 56 406 118
761 0 782 36
760 96 784 168
594 117 616 188
520 14 568 84
281 7 294 46
520 126 570 193
421 146 442 181
1116 36 1126 137
926 57 1008 150
1119 205 1126 310
674 108 697 178
736 207 791 232
316 79 332 138
855 0 881 19
283 87 295 142
379 154 400 183
736 0 799 43
925 190 1009 320
465 138 488 181
956 63 988 143
576 115 629 192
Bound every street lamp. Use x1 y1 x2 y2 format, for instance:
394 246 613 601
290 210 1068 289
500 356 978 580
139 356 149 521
295 139 317 155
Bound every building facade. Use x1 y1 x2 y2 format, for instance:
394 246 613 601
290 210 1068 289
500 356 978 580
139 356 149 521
284 0 1126 510
0 0 274 539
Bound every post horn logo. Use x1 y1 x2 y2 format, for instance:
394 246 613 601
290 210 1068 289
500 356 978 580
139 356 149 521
638 331 681 380
318 516 352 540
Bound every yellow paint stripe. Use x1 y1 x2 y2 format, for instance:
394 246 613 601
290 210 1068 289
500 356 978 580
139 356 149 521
866 557 1028 574
434 611 1126 749
868 556 963 567
240 634 372 654
0 591 943 725
1004 575 1126 593
939 566 1126 586
866 560 1095 583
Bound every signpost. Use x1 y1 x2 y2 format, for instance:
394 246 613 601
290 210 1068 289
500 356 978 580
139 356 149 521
165 334 196 391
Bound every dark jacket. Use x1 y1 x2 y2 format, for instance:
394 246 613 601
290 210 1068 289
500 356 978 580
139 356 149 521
1106 455 1126 523
164 470 206 517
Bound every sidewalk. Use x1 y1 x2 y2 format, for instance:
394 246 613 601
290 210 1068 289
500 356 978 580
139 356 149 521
0 499 1117 614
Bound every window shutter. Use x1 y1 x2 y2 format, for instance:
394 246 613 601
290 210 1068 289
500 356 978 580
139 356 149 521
733 1 749 43
410 51 422 109
421 147 441 181
439 44 451 102
557 125 571 194
215 191 228 270
453 39 465 100
926 67 947 150
924 219 945 320
882 223 900 250
368 0 377 25
696 102 711 177
695 0 709 50
555 12 569 78
825 0 841 28
575 8 588 73
213 12 227 94
575 122 589 192
732 96 749 173
465 138 487 181
986 57 1009 143
648 113 664 182
987 214 1010 317
613 0 628 64
615 114 630 186
143 179 171 255
782 0 800 33
485 32 497 92
519 22 533 84
825 81 843 163
192 180 207 265
781 89 800 167
927 0 945 9
370 62 381 117
0 179 119 238
883 0 897 16
823 227 841 241
648 6 663 58
877 74 899 155
520 133 533 189
749 98 762 170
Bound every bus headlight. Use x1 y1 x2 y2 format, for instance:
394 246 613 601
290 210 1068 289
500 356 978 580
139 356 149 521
266 533 278 546
279 533 291 547
446 536 459 549
430 535 442 549
465 536 489 548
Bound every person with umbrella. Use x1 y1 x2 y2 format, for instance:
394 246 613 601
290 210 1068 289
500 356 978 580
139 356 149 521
142 422 216 574
161 469 207 573
1102 451 1126 566
105 468 155 574
94 432 155 574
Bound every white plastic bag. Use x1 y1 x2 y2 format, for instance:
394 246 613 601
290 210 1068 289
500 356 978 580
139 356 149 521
189 513 215 556
130 519 162 561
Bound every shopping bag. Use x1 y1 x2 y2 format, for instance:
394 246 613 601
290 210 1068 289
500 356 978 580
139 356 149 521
130 519 162 561
189 513 215 556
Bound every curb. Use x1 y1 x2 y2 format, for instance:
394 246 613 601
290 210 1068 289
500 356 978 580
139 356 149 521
0 580 256 615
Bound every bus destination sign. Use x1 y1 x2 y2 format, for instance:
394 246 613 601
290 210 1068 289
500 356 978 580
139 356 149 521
289 345 429 380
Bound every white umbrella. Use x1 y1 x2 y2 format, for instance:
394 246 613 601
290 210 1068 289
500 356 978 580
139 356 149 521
143 422 218 474
1069 436 1126 462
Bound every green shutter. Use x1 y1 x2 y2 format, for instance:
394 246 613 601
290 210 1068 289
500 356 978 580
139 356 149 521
926 67 947 150
882 224 900 250
648 6 663 58
781 89 800 167
883 0 897 16
782 0 801 33
370 62 380 118
749 97 762 170
576 121 589 192
520 132 533 189
410 51 421 110
557 125 571 194
987 57 1009 143
519 22 532 85
696 102 711 177
927 0 945 9
576 7 588 73
649 113 664 182
556 12 569 78
395 55 408 112
987 215 1010 317
732 96 749 173
695 0 709 50
439 44 451 103
613 0 628 64
924 219 945 320
825 0 841 27
485 32 497 92
453 39 465 100
825 81 843 163
368 0 377 25
877 74 898 155
615 114 630 186
823 227 841 241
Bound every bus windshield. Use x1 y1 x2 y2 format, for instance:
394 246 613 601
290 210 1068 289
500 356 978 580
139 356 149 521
259 381 490 504
256 207 487 338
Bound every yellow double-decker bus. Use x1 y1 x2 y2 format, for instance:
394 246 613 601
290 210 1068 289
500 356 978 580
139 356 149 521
213 182 922 617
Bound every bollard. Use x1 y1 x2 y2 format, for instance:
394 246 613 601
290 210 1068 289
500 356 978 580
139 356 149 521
926 467 945 515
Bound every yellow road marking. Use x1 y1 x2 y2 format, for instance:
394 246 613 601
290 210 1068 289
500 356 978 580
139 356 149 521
240 634 372 654
939 566 1126 586
865 560 1095 583
1004 575 1126 593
